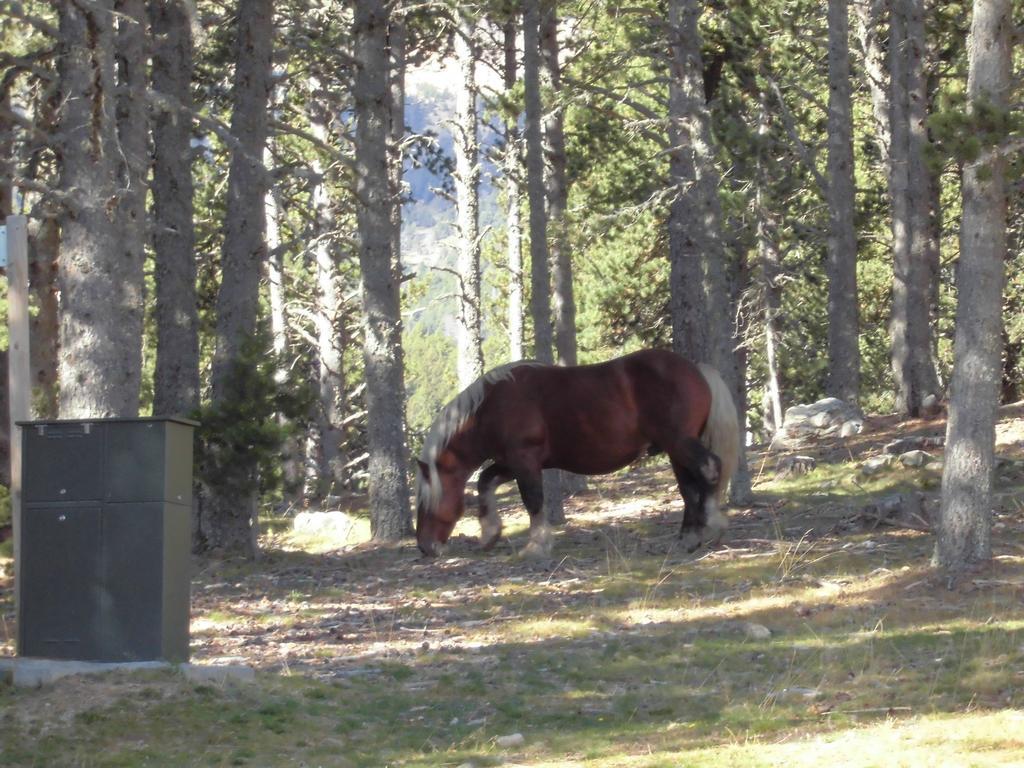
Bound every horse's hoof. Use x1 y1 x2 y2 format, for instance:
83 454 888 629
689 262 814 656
479 515 502 551
680 530 701 553
519 541 553 560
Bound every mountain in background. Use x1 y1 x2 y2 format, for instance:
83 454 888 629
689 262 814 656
401 75 504 307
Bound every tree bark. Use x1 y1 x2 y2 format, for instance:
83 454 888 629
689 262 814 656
1 82 12 217
354 0 412 540
755 104 784 435
524 0 552 366
541 4 576 369
889 0 939 416
667 0 750 503
389 12 406 285
210 0 273 400
825 0 860 404
263 141 303 502
934 0 1011 574
29 217 60 418
309 99 347 501
56 0 145 418
151 0 200 418
115 0 149 338
503 16 525 362
201 0 274 556
667 0 708 363
453 7 484 387
523 0 563 521
852 0 891 168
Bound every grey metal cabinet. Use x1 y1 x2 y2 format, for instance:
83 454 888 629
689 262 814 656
17 418 196 662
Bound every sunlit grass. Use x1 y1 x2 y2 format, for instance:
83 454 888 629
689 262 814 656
3 443 1024 766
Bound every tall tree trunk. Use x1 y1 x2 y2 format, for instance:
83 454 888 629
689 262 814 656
354 0 412 540
309 101 346 501
934 0 1011 574
0 85 11 217
524 0 552 366
825 0 860 404
210 0 273 399
503 16 525 362
265 157 287 372
29 217 60 418
151 0 200 417
263 142 304 502
200 0 274 556
56 0 145 418
759 214 784 434
389 12 406 286
453 7 483 387
667 0 708 362
755 105 784 434
889 0 939 416
115 0 149 326
541 3 576 369
905 0 940 399
541 3 585 500
668 0 750 503
523 0 563 522
853 0 891 168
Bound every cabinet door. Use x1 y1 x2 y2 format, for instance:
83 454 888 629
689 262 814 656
98 503 164 660
19 506 102 659
23 423 104 503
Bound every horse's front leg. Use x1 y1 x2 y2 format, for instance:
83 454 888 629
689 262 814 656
669 442 726 553
516 472 553 559
478 464 513 550
676 478 706 553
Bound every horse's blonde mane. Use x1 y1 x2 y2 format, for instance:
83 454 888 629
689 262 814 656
416 361 542 516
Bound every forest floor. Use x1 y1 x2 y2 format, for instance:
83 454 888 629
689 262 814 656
2 405 1024 766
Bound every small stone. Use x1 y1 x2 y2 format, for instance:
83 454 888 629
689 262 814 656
744 623 772 641
293 510 355 539
840 419 863 438
899 450 932 468
921 394 942 417
496 733 525 749
776 455 817 478
861 456 891 476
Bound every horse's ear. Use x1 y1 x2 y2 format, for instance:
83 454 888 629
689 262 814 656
416 459 430 480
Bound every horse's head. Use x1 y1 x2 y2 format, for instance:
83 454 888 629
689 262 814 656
415 456 466 557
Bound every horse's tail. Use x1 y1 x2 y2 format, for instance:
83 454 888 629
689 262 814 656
696 363 739 504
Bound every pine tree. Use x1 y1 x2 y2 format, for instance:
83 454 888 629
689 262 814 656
934 0 1013 575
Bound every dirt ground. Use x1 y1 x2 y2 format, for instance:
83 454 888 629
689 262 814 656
2 403 1023 697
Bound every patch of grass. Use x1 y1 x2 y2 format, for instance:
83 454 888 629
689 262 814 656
3 450 1024 766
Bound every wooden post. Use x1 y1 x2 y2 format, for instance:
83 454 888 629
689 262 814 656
5 215 30 628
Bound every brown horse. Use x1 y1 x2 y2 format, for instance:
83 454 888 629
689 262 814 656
415 348 739 557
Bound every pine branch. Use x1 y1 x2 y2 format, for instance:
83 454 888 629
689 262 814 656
1 2 58 38
765 76 828 193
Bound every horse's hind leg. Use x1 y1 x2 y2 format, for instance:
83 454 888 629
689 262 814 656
516 472 553 559
478 464 513 550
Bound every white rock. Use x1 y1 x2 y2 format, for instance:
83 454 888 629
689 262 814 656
776 455 817 478
861 456 892 476
840 419 863 438
496 733 526 749
899 450 932 468
744 623 772 641
773 399 864 450
293 510 355 538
